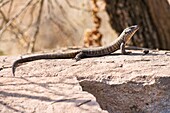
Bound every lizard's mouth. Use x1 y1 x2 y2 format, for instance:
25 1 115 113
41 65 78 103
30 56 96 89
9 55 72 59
133 25 139 34
131 25 139 33
134 25 139 31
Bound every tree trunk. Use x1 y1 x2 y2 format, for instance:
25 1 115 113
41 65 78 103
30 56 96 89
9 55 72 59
105 0 170 49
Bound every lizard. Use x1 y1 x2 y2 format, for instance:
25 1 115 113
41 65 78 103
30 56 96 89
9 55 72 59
12 25 139 76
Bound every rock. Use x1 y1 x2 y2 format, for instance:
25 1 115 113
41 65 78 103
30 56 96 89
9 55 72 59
0 75 107 113
0 49 170 113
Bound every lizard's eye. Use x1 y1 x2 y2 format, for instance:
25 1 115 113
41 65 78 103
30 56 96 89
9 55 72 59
125 29 131 34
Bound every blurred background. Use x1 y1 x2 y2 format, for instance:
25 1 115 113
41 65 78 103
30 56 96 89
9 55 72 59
0 0 170 55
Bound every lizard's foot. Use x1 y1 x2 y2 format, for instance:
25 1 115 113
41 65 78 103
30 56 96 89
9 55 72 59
74 52 84 61
74 57 81 61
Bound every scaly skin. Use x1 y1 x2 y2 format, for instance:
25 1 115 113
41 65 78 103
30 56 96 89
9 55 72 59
12 25 139 76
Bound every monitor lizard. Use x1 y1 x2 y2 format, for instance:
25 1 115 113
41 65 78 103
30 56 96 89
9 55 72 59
12 25 139 76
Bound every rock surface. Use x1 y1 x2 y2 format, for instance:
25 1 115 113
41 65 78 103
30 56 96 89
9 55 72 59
0 49 170 113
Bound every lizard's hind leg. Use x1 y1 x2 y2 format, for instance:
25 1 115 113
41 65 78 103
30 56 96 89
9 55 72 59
74 52 85 61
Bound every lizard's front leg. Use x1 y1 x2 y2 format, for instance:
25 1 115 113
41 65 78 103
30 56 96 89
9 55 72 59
120 42 131 55
74 52 85 61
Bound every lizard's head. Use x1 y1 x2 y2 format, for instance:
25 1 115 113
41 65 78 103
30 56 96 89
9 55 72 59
122 25 139 42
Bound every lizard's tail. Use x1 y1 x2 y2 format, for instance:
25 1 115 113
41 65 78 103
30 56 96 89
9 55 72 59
12 56 38 76
12 60 20 76
12 51 80 76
